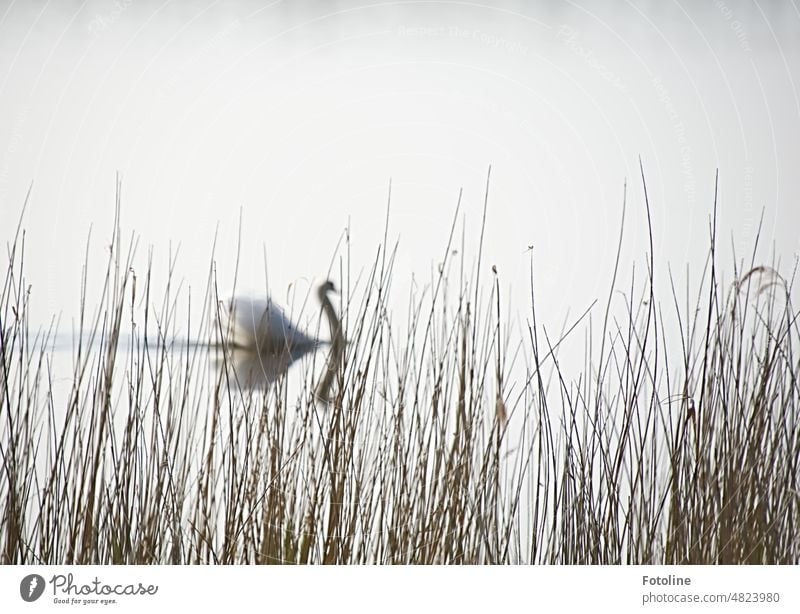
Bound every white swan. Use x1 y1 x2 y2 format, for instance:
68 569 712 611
220 281 340 390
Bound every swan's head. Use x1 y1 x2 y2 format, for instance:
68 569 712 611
317 279 337 300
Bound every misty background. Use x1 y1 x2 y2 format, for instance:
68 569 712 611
1 0 798 349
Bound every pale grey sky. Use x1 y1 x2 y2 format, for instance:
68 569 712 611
1 0 798 338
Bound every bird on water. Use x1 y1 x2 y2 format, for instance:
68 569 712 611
220 280 343 395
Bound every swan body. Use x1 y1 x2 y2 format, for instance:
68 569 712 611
225 296 322 359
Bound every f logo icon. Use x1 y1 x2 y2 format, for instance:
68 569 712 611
20 574 45 602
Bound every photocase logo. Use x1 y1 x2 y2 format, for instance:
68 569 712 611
16 573 159 605
20 574 45 602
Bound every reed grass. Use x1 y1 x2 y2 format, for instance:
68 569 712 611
1 173 798 564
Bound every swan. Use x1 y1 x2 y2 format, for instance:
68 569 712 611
220 280 341 391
